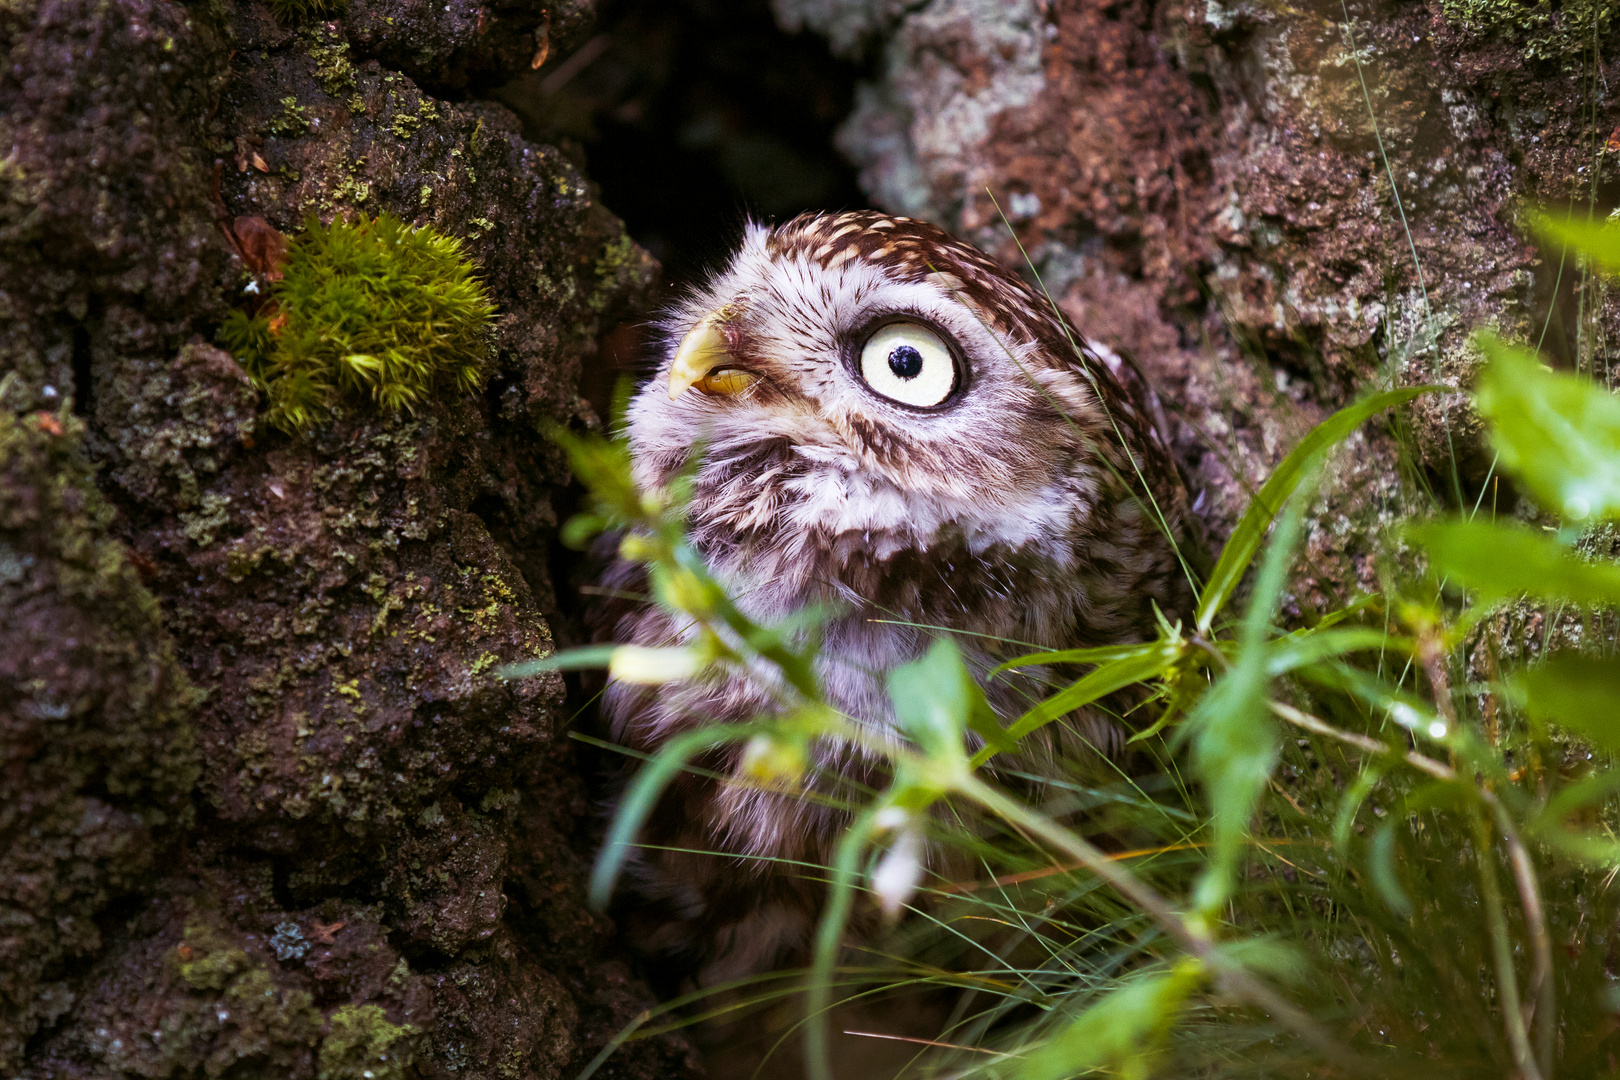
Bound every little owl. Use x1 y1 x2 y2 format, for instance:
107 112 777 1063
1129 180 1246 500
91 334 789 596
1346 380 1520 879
593 210 1196 982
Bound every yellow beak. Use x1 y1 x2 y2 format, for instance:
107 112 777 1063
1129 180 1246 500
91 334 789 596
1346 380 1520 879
668 307 759 399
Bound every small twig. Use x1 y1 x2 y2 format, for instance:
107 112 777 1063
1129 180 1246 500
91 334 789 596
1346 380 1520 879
1269 701 1454 782
1417 633 1459 730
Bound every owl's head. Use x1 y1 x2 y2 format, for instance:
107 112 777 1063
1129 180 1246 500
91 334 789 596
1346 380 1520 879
625 211 1178 624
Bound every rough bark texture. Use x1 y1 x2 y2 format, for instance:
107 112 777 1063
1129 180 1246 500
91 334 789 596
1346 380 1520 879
0 0 698 1076
775 0 1619 614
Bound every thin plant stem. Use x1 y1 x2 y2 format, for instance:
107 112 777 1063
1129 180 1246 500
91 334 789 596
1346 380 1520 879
1493 802 1556 1080
1472 809 1543 1080
806 809 879 1080
1269 699 1557 1078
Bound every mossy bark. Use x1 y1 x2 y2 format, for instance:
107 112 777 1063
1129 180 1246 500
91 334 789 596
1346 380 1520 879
0 0 694 1076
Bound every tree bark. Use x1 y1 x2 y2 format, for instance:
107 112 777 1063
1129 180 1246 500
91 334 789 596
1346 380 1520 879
0 0 697 1076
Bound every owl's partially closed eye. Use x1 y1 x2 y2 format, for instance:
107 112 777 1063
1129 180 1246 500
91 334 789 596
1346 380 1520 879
595 210 1196 980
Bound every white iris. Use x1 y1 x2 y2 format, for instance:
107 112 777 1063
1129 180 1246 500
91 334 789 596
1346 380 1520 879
858 322 957 408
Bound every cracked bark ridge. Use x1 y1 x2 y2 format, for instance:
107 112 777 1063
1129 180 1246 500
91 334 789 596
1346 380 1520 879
785 0 1619 618
0 0 697 1076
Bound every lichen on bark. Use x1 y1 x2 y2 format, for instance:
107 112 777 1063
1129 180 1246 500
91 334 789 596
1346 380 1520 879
0 406 201 1069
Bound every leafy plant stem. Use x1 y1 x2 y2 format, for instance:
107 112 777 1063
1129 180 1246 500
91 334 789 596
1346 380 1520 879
1417 624 1554 1075
587 723 766 908
1269 701 1453 782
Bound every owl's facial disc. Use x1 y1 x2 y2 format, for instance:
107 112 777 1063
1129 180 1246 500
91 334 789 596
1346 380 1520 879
668 307 761 400
856 320 959 408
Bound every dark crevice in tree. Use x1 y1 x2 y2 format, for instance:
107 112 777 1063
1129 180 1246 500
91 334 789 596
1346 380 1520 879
493 0 872 292
70 318 93 418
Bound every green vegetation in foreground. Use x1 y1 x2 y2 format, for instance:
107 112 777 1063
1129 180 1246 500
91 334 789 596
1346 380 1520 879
512 215 1620 1080
221 213 494 434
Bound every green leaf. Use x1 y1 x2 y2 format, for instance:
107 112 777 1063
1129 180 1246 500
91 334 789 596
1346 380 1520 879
990 642 1155 676
497 645 619 681
887 638 974 760
1474 331 1620 521
1541 767 1620 821
1367 820 1413 918
806 808 882 1080
1529 823 1620 867
1196 386 1435 633
1017 959 1204 1080
1522 654 1620 753
588 723 761 909
1530 211 1620 278
1188 648 1274 913
973 643 1179 768
1332 764 1386 851
1265 627 1411 676
1409 518 1620 604
1292 660 1438 727
1190 459 1315 914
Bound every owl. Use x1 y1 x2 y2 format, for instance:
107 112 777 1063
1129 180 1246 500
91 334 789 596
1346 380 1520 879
593 210 1196 983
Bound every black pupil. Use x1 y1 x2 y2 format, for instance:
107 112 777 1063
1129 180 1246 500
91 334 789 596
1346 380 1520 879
888 345 924 380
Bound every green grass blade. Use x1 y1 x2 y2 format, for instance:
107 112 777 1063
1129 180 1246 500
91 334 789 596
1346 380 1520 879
1195 386 1435 633
1191 463 1313 913
990 643 1157 676
973 646 1180 769
497 645 619 681
1265 628 1413 676
588 723 762 909
806 808 879 1080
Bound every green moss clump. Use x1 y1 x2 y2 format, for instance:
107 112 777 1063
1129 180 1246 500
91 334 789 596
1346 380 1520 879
220 214 495 433
176 920 256 992
318 1004 416 1080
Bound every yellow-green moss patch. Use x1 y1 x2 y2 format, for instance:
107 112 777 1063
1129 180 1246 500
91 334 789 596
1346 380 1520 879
220 214 495 433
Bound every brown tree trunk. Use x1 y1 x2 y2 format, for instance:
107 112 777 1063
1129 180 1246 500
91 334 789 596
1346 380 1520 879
0 0 696 1076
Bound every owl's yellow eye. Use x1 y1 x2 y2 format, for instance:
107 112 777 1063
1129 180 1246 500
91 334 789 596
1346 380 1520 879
857 322 958 408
